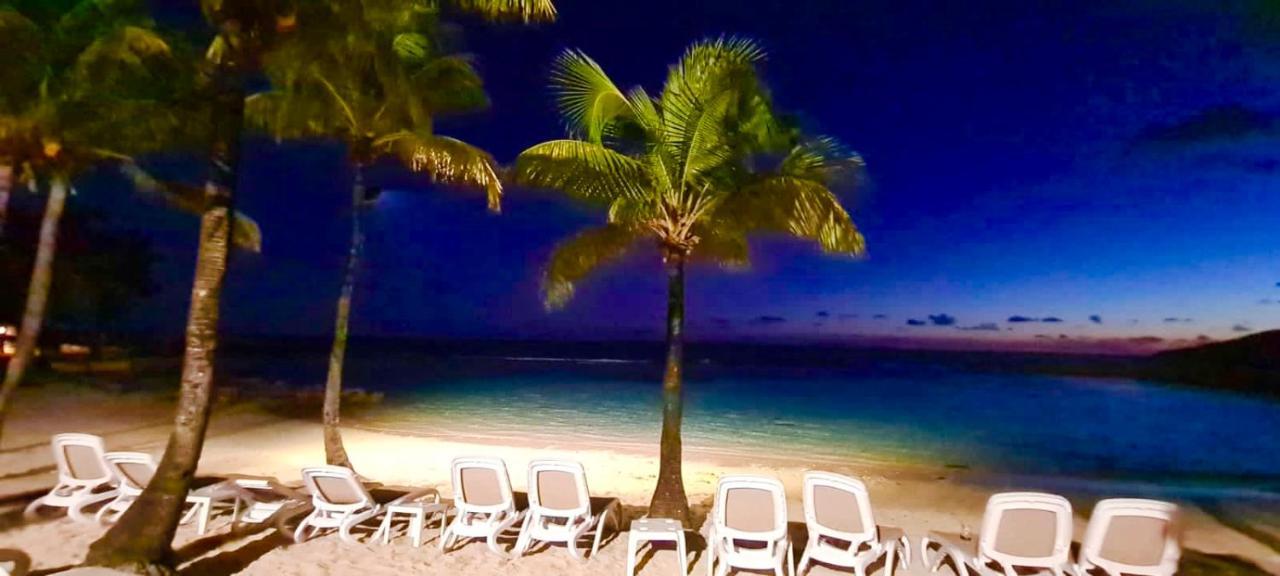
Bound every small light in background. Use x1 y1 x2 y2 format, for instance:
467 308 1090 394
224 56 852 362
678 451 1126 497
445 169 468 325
1 341 14 356
0 325 14 337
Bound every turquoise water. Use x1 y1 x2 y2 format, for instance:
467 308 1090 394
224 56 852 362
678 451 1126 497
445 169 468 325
231 349 1280 493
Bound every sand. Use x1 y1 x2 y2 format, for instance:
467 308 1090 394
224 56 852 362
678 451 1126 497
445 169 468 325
1 382 1277 575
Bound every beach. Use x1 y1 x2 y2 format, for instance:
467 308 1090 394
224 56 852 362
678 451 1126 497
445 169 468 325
1 381 1277 575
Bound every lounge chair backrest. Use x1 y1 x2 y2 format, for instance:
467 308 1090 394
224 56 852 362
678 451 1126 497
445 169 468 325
301 465 373 513
103 452 157 495
451 457 515 515
1081 498 1180 575
715 475 788 542
51 433 111 486
527 460 590 518
803 471 876 546
979 492 1073 568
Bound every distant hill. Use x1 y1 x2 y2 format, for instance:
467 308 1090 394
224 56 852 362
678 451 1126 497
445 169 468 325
1149 330 1280 396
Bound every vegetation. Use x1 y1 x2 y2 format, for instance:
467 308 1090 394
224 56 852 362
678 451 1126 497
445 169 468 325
513 38 866 520
86 0 551 571
0 0 200 446
247 0 552 470
0 202 156 343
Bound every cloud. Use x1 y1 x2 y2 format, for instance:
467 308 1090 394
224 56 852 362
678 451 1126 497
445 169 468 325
710 317 731 326
751 315 787 325
1276 282 1280 288
1128 336 1165 345
1089 315 1103 324
1162 317 1193 323
1135 104 1277 145
928 313 957 326
1008 315 1062 323
873 314 888 320
816 311 831 318
958 323 1001 332
906 319 927 326
1232 324 1253 333
838 313 858 321
1259 299 1273 305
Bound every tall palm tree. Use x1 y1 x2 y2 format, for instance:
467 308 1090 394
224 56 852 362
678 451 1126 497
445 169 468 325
0 0 225 446
247 0 517 469
86 1 551 571
513 38 866 521
85 1 294 570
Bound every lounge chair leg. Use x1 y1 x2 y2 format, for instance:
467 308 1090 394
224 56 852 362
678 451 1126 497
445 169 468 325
625 536 638 576
487 531 504 555
591 510 609 559
22 498 45 520
884 545 897 576
410 512 424 548
677 533 689 576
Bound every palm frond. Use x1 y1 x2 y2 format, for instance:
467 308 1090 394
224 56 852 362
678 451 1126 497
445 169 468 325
446 0 557 23
780 136 864 183
550 50 633 143
0 8 44 112
121 163 262 252
731 176 865 256
543 224 639 310
513 139 648 203
379 131 502 212
691 225 750 269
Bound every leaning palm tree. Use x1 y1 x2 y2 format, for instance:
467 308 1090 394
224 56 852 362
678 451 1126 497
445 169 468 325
86 0 552 571
0 1 251 446
247 0 511 469
84 1 295 570
513 38 866 521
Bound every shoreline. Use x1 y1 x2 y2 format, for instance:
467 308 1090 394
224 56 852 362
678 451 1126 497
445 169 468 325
1 382 1277 574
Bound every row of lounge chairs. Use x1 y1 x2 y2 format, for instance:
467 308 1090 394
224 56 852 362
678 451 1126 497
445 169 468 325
21 433 1182 576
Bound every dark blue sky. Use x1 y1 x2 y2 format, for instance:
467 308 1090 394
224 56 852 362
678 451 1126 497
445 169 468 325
91 0 1280 352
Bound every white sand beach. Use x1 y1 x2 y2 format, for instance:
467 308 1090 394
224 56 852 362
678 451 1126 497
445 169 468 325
1 383 1276 575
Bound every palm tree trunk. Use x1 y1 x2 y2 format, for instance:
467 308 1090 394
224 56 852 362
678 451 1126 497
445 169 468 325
0 174 68 447
0 162 12 237
85 60 244 574
648 250 690 522
322 168 366 469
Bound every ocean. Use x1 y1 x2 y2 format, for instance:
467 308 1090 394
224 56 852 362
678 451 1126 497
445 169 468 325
223 339 1280 498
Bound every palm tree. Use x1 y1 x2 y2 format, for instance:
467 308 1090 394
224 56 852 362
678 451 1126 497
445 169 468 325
513 38 866 521
247 0 521 469
84 1 295 569
0 1 214 446
86 1 551 570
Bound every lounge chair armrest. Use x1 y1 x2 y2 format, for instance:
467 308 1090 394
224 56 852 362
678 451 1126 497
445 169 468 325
389 487 441 506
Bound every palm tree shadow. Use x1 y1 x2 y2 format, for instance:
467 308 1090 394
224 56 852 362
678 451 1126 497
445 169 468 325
177 531 292 576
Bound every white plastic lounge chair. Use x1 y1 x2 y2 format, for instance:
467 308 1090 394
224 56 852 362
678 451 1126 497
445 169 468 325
440 457 526 556
796 471 910 576
1077 499 1180 576
513 459 619 559
920 492 1075 576
706 475 795 576
294 465 422 544
227 476 307 528
23 433 118 522
97 452 242 535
